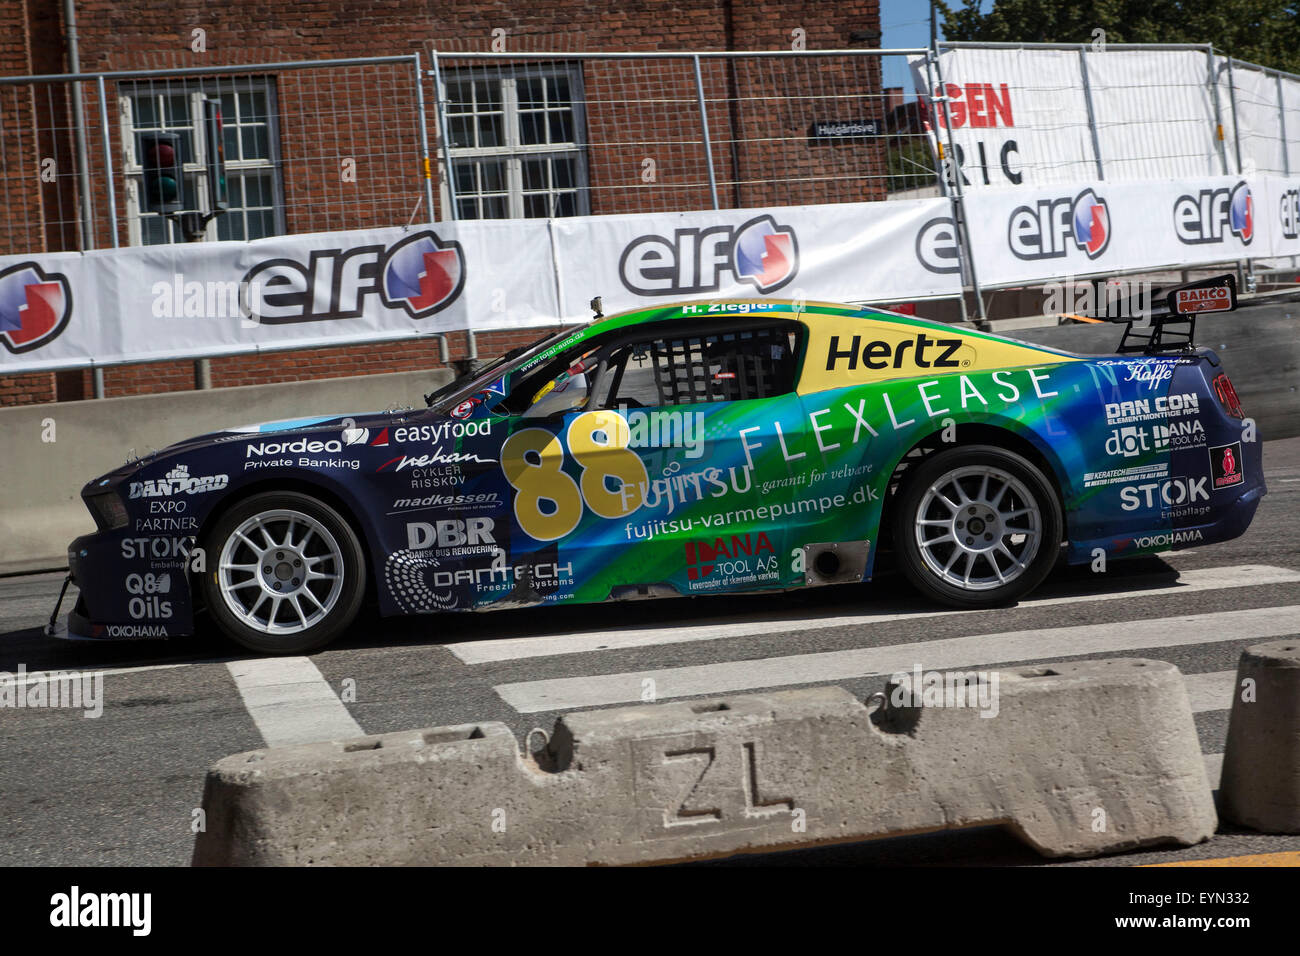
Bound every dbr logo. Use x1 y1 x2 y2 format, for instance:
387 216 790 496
242 229 465 324
1008 189 1110 261
620 215 798 295
0 262 72 354
1173 181 1252 245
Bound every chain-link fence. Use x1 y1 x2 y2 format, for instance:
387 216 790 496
426 49 939 220
0 56 431 257
0 50 948 258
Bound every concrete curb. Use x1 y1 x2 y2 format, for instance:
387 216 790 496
192 658 1215 866
0 369 451 574
1220 640 1300 833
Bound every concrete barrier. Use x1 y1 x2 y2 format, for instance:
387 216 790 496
1220 640 1300 833
1007 304 1300 440
192 658 1215 866
0 369 452 574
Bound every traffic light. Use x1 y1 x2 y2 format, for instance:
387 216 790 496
202 99 230 212
138 132 184 214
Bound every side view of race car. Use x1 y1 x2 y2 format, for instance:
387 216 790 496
54 276 1263 653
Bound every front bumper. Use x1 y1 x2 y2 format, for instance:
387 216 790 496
57 530 194 642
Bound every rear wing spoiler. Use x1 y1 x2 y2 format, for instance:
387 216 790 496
1107 273 1238 355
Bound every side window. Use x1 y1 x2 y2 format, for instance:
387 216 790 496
603 326 800 408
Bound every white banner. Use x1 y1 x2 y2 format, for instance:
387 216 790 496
550 198 962 316
960 175 1274 287
911 47 1300 188
0 198 961 374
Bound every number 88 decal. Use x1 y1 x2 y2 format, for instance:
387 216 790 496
500 410 649 541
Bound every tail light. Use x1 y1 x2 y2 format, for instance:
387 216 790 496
1212 372 1244 419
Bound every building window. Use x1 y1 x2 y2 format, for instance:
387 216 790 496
120 79 284 244
441 67 588 219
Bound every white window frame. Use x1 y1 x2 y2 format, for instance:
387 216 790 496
119 79 285 244
436 64 590 219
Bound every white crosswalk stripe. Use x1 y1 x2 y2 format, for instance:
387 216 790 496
451 564 1300 664
225 657 362 748
493 605 1298 713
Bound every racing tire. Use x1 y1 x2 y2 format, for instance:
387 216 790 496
891 445 1062 609
200 491 366 654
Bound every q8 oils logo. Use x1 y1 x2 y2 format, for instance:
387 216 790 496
619 214 798 296
0 262 72 354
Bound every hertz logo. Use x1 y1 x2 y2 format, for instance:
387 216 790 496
825 333 963 372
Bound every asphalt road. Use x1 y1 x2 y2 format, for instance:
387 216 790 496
2 437 1299 867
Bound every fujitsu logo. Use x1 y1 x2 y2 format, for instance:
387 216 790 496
684 532 774 580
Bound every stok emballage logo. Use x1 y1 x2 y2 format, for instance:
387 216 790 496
1173 180 1252 245
0 262 72 354
242 229 465 324
1008 188 1110 261
619 215 798 296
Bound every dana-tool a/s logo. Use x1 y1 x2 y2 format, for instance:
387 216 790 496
1173 181 1252 245
1008 188 1110 261
242 229 465 324
0 262 72 353
619 215 798 295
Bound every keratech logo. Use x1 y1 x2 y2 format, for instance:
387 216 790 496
1209 441 1244 489
0 261 72 353
241 229 465 324
824 332 963 371
1173 181 1253 245
1008 188 1110 261
685 531 775 580
619 215 798 295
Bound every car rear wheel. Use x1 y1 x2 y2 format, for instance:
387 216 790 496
201 491 366 654
891 445 1062 608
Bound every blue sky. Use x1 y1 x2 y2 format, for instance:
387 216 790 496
880 0 994 92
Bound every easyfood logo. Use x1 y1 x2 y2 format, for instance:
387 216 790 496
0 261 72 354
241 229 465 324
619 215 798 296
1173 181 1252 245
1008 189 1110 261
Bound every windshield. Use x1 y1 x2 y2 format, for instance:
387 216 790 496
425 326 584 415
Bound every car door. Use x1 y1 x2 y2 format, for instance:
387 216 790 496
556 318 808 598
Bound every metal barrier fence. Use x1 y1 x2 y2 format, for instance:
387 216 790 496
0 55 431 257
1 43 1297 378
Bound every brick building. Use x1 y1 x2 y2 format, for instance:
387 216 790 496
1 0 884 406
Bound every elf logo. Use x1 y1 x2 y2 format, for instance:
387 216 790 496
619 215 798 296
1173 181 1253 245
1008 188 1110 261
241 229 465 324
1280 187 1300 240
825 332 963 371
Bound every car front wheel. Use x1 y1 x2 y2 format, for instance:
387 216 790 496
201 491 366 654
892 445 1062 608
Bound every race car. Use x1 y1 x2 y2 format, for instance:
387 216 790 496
53 278 1263 653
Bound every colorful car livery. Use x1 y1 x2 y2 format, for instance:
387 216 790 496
56 288 1263 653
